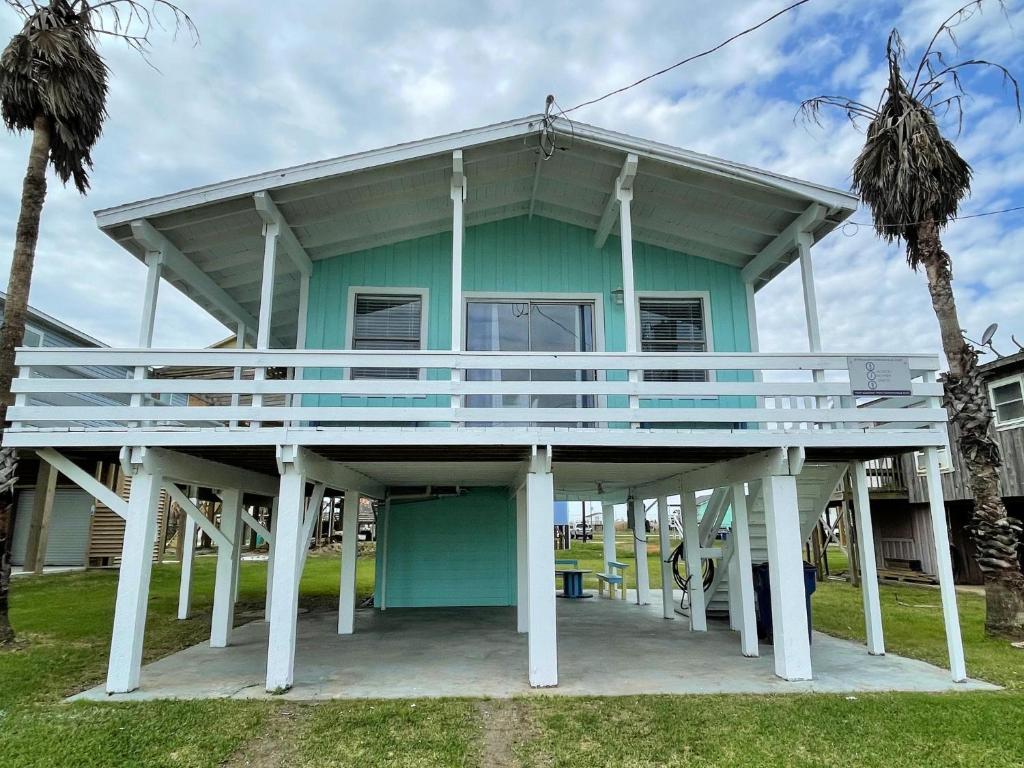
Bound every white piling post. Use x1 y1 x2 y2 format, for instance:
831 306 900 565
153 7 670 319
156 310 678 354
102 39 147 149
680 490 707 631
923 447 967 682
631 497 650 605
851 461 885 655
656 496 675 619
730 482 759 657
265 496 278 621
106 465 163 694
516 486 529 633
266 465 305 692
602 502 616 571
210 488 243 648
527 448 557 687
177 513 197 620
338 490 360 635
762 474 812 681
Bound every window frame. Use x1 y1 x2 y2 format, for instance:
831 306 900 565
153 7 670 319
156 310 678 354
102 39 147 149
633 291 715 391
988 372 1024 429
345 286 429 381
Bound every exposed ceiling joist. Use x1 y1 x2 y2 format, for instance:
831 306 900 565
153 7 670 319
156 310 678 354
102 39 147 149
254 191 313 277
130 219 260 340
594 153 638 248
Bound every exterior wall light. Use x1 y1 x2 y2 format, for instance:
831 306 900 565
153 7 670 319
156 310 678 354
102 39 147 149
611 288 624 305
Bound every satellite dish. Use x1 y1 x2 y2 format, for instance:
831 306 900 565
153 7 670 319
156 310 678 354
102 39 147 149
982 323 999 346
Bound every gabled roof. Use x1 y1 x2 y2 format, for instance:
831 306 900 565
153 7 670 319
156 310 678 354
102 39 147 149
95 115 858 345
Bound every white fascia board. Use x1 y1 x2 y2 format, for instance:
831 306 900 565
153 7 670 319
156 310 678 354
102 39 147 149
569 121 859 214
94 115 545 230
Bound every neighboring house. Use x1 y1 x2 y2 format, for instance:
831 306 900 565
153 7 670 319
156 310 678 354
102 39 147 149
2 293 173 569
862 351 1024 584
3 115 965 695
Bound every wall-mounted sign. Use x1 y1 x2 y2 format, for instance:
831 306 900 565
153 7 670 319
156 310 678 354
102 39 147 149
847 356 913 397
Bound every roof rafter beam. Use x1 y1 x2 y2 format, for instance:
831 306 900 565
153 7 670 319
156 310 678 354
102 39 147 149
594 153 638 248
741 203 827 286
130 219 261 343
253 191 312 277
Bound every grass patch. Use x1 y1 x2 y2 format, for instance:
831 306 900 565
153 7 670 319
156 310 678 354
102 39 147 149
3 542 1023 767
300 699 481 767
517 693 1024 768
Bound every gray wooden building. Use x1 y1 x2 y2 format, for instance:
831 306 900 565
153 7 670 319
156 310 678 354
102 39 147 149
865 351 1024 584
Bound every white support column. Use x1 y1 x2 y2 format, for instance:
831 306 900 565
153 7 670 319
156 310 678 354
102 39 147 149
730 483 759 657
797 234 827 418
338 490 360 635
630 496 650 606
923 447 967 682
526 447 557 688
177 507 197 621
266 464 305 692
851 461 885 656
680 490 706 631
106 462 163 694
762 474 812 681
229 321 245 428
265 496 279 621
210 488 243 648
656 495 675 619
617 173 640 424
601 502 616 571
252 222 280 427
450 150 466 414
131 250 163 422
516 486 529 633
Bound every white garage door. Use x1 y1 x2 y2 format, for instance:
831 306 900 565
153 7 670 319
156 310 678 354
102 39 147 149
11 488 93 567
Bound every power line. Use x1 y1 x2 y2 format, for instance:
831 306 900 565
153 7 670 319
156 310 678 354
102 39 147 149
561 0 813 115
843 204 1024 234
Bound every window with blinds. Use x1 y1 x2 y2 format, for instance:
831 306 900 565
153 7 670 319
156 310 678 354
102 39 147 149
639 298 709 382
350 294 423 380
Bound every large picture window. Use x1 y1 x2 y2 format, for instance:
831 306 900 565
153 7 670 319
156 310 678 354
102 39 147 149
638 297 709 382
990 374 1024 428
350 293 423 380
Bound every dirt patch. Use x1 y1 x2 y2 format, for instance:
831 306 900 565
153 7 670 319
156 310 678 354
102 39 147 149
222 703 312 768
476 699 539 768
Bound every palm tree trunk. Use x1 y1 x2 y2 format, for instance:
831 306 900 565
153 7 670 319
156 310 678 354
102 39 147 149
0 114 52 646
919 217 1024 636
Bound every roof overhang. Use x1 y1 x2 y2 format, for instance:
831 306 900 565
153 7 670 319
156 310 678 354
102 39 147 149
95 114 858 344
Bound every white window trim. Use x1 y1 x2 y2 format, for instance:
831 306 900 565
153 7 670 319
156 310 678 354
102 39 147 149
460 292 606 353
462 291 607 414
914 447 954 475
988 372 1024 430
345 286 429 381
633 290 716 395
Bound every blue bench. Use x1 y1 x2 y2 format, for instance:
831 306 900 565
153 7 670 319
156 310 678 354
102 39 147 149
596 560 629 600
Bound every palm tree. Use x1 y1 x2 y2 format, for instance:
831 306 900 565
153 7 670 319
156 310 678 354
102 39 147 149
802 1 1023 635
0 0 196 645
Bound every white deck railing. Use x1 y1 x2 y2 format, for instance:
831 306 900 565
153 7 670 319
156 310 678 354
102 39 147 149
6 348 948 445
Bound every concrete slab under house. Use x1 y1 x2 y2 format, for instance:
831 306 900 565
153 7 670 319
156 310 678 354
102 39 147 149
3 114 972 697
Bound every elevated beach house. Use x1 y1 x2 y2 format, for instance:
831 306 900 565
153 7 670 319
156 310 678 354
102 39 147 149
3 116 965 694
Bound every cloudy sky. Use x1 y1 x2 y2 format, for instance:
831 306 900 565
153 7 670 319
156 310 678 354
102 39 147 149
0 0 1021 360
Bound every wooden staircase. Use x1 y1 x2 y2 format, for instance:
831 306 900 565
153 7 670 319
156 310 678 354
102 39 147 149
702 463 849 617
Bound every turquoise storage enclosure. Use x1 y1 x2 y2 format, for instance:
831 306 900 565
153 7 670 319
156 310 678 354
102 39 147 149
376 488 517 608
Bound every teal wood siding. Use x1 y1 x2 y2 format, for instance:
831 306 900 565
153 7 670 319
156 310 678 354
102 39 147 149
375 488 516 608
304 215 752 410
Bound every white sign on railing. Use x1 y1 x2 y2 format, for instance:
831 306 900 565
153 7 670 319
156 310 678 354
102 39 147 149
847 356 913 396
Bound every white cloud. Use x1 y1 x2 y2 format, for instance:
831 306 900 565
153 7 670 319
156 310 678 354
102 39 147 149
0 0 1020 362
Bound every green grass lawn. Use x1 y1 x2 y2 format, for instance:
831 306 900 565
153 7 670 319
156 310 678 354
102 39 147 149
2 547 1023 767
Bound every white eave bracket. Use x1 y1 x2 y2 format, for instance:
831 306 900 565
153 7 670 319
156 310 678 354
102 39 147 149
594 153 639 249
253 191 313 278
741 203 828 288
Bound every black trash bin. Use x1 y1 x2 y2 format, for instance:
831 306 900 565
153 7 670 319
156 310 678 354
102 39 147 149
751 561 817 643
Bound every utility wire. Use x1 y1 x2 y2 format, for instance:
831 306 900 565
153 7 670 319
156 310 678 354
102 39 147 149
562 0 813 115
843 204 1024 234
